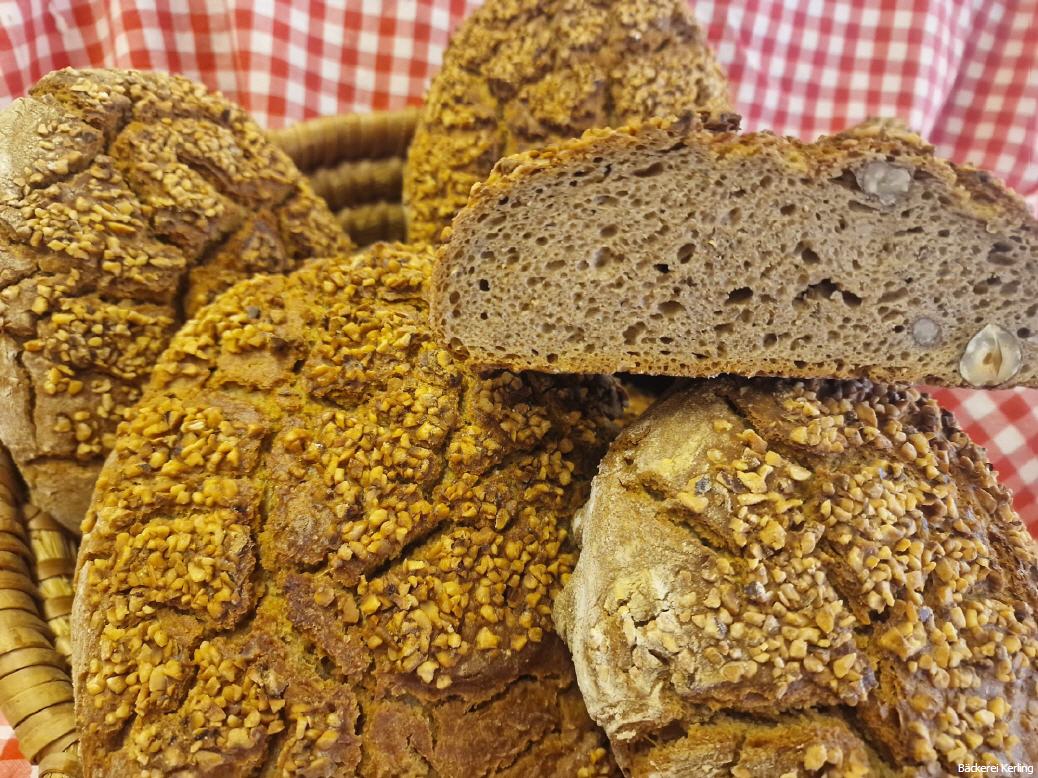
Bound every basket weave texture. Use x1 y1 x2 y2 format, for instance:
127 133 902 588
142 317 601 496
0 107 416 773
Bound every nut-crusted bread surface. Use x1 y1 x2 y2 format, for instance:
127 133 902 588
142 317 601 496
0 68 352 531
433 117 1038 388
72 243 623 777
554 378 1038 777
402 0 730 244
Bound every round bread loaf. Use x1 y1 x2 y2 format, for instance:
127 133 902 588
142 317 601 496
72 243 623 776
555 379 1038 777
402 0 731 244
0 68 352 531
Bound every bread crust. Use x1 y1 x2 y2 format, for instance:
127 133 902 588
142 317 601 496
555 377 1038 776
433 117 1038 388
402 0 730 244
72 243 623 777
0 68 352 530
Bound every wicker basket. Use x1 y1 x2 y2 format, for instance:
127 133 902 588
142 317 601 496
0 107 417 775
269 107 416 245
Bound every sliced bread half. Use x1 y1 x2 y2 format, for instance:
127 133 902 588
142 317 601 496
432 117 1038 387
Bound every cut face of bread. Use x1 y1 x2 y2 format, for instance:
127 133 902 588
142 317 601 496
0 68 352 531
403 0 730 244
554 378 1038 776
433 118 1038 388
72 244 623 777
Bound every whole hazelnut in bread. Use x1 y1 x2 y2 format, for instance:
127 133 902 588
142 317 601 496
72 244 623 776
403 0 731 244
0 68 352 531
555 378 1038 776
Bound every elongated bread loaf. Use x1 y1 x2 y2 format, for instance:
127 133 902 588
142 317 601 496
433 117 1038 388
555 377 1038 776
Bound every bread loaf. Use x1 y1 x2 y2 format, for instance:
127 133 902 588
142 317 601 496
433 117 1038 388
72 243 623 776
0 68 351 531
554 378 1038 776
403 0 730 244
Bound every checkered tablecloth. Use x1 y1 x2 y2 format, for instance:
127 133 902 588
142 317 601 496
1 0 1037 771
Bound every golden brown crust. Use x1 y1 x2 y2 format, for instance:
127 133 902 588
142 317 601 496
72 243 623 777
555 378 1038 777
402 0 731 244
0 68 352 531
432 117 1038 388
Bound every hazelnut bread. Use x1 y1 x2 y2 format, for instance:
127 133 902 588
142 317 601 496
554 378 1038 776
72 243 624 776
0 68 352 531
433 117 1038 388
402 0 730 244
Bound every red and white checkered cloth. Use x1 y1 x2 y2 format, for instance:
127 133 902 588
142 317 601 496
1 0 1037 771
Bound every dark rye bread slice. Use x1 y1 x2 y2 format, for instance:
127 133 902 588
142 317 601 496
403 0 730 244
432 117 1038 388
0 68 352 531
72 244 623 777
555 378 1038 776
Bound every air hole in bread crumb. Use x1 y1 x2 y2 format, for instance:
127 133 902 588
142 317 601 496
535 236 548 246
878 287 908 304
653 263 670 274
1019 328 1032 339
593 247 617 269
546 353 558 364
633 161 665 178
715 323 734 334
600 224 618 238
479 312 488 320
780 204 796 215
657 300 685 317
676 243 695 264
660 336 674 344
726 287 753 305
595 194 619 207
623 322 646 345
763 333 778 347
478 279 490 291
449 292 460 304
546 259 565 271
798 244 821 265
794 278 862 307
